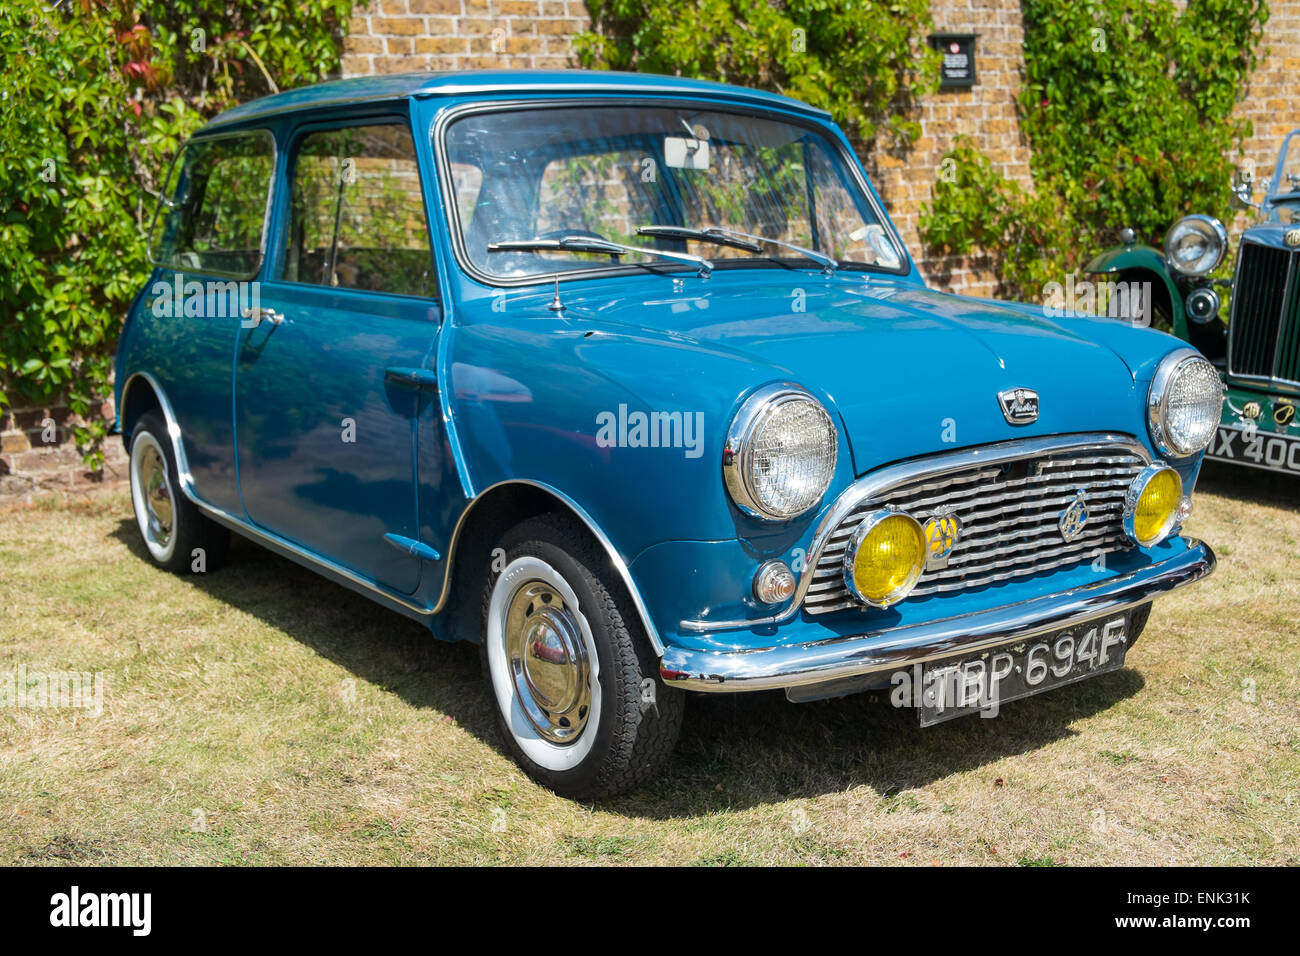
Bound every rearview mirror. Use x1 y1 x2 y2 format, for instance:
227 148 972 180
664 135 709 170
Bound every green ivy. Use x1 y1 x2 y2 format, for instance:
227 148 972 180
920 0 1268 302
0 0 353 469
575 0 940 148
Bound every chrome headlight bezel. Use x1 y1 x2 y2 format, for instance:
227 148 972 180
1164 214 1228 277
1147 348 1224 458
1123 464 1184 548
722 384 837 521
841 509 927 608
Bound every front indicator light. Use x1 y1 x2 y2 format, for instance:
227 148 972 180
1124 465 1184 547
753 560 797 605
843 510 927 608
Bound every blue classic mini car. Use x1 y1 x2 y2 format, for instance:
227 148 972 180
117 71 1219 797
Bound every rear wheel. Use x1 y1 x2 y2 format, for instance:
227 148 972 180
129 411 229 574
480 513 684 798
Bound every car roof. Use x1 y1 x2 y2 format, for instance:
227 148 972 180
202 69 831 132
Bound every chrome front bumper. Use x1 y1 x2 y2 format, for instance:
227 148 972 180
659 538 1216 694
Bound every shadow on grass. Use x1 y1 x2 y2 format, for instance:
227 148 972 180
1197 459 1297 509
112 517 1147 815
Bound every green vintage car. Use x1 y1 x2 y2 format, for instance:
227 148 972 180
1086 128 1300 477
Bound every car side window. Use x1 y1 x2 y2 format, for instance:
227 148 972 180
149 130 274 278
282 123 434 297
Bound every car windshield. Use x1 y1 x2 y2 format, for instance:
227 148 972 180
1272 129 1300 203
442 104 905 279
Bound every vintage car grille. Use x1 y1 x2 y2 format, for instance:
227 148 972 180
802 442 1148 615
1229 239 1300 386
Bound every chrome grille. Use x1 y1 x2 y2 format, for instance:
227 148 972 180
1229 239 1300 387
803 442 1148 616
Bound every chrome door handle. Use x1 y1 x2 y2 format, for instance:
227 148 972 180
241 307 288 328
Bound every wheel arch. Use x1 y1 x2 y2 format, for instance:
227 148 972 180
118 371 200 505
436 479 665 656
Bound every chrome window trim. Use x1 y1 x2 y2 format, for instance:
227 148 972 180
722 383 836 520
679 431 1153 633
1147 347 1224 457
431 97 912 290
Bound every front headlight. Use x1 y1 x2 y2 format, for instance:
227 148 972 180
1123 465 1184 547
1148 349 1223 457
1164 214 1228 276
723 384 837 520
843 510 927 607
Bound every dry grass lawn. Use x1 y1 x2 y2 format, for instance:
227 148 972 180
1 461 1297 866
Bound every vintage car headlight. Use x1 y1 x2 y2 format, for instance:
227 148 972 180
843 510 927 608
1147 349 1223 457
1123 465 1184 548
1164 215 1228 277
723 385 837 520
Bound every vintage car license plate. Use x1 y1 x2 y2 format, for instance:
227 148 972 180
916 615 1129 726
1207 424 1300 475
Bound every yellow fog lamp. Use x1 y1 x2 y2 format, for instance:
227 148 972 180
842 510 927 608
1123 465 1184 548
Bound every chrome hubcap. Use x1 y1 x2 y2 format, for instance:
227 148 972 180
134 440 174 550
505 580 591 744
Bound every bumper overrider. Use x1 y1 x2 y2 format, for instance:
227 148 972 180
659 538 1215 694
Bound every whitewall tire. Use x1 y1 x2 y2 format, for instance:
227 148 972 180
479 513 684 798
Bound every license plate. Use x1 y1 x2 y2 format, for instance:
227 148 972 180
915 615 1129 726
1207 424 1300 476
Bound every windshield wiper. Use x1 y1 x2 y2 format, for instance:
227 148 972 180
636 225 762 254
487 235 713 276
637 224 838 275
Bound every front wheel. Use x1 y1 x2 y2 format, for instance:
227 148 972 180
480 514 684 799
128 411 229 574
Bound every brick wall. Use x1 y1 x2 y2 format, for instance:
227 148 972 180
870 2 1034 295
0 402 127 504
1230 2 1300 236
342 0 590 75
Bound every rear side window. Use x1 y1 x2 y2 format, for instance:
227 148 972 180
281 123 434 297
149 130 275 278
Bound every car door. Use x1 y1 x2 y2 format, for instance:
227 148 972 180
134 128 277 516
234 115 441 595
